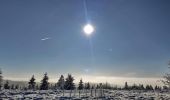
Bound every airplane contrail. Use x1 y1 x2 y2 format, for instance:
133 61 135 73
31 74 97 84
41 37 51 41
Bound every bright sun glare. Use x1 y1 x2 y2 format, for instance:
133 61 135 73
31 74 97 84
83 24 94 35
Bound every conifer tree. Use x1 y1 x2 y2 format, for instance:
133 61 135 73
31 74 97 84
145 84 153 90
56 75 65 89
11 84 15 90
64 74 75 90
91 85 94 89
15 84 19 90
4 80 10 89
40 73 49 90
103 82 111 89
99 83 102 89
0 69 3 90
96 84 99 89
146 85 150 90
154 85 161 91
28 75 36 89
162 62 170 87
85 82 90 89
78 79 84 98
149 85 153 90
78 79 84 90
124 82 128 90
139 84 144 90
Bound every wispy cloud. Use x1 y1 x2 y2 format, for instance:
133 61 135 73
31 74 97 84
41 37 51 41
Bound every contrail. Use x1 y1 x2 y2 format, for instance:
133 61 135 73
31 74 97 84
41 37 51 41
83 0 89 22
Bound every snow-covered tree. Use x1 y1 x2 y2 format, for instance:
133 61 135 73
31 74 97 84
163 73 170 87
162 63 170 88
40 73 49 90
78 79 84 90
64 74 75 90
56 75 65 89
28 75 36 89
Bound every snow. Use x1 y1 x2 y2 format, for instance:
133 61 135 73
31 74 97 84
0 89 170 99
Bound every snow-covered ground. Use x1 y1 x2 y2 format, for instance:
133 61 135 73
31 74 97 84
0 89 170 100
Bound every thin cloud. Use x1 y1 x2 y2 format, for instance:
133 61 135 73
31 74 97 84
41 37 51 41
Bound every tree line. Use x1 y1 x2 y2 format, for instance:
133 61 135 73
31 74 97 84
0 68 169 91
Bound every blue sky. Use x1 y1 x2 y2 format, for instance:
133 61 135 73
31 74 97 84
0 0 170 81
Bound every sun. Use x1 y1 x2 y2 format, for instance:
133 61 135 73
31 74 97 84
83 24 94 35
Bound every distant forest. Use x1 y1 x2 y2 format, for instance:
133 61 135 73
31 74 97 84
0 68 170 91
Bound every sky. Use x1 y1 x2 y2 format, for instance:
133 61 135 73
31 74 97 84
0 0 170 84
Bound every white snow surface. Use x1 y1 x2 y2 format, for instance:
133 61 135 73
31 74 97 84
0 89 170 100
